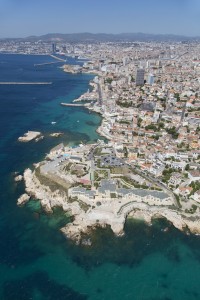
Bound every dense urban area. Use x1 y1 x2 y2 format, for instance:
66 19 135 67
5 37 200 243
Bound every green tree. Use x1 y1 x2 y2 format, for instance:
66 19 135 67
185 164 190 171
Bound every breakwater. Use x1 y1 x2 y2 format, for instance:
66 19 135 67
0 82 52 85
60 102 85 107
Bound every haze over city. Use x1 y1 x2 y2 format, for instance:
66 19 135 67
1 0 200 38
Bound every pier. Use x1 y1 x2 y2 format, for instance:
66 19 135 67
34 54 66 67
60 102 85 107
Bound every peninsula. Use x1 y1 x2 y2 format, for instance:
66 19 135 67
18 40 200 244
21 140 200 244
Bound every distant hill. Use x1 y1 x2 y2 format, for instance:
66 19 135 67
2 32 199 43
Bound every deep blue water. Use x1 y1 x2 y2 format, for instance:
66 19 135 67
1 54 200 300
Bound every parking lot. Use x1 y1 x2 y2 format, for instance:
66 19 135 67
41 155 70 174
100 155 125 167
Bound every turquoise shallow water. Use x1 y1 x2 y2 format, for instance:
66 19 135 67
1 54 200 300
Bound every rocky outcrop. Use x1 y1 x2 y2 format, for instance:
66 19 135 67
60 209 126 244
22 168 200 245
14 175 23 182
128 207 200 234
17 193 30 206
18 131 41 142
21 169 127 244
24 168 68 213
49 132 63 138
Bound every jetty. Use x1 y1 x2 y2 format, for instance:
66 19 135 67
34 54 67 67
50 55 66 62
60 102 85 107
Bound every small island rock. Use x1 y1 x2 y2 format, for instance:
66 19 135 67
50 132 63 138
14 175 23 182
17 193 30 206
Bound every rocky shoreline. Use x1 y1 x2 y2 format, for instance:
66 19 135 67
18 168 200 245
22 168 125 243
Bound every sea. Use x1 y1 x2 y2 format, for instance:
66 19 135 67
0 54 200 300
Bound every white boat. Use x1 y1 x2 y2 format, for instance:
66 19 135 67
51 122 56 125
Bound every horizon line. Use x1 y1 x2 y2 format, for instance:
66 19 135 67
1 31 200 40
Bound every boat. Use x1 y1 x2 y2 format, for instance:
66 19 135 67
51 122 56 125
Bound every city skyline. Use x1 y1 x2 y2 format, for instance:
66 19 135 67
0 0 200 38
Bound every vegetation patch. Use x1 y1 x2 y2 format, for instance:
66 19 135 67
35 167 69 193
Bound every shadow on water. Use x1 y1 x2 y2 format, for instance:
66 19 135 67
85 121 98 126
63 218 200 271
3 271 88 300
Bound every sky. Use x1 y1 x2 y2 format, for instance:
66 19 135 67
0 0 200 38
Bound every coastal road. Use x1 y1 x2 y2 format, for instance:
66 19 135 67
177 100 187 130
129 165 179 207
97 83 103 106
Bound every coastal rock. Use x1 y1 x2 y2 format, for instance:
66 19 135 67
128 210 152 225
81 238 92 246
128 208 200 235
18 131 42 142
22 163 200 245
60 211 125 243
41 199 53 214
61 225 83 244
33 163 41 168
14 175 23 182
23 168 69 213
13 171 19 176
35 135 44 142
49 132 63 138
17 193 30 206
111 221 125 236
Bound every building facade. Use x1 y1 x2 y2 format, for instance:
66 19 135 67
136 68 145 86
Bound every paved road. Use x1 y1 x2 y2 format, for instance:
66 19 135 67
97 83 103 106
129 165 179 207
177 100 187 130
